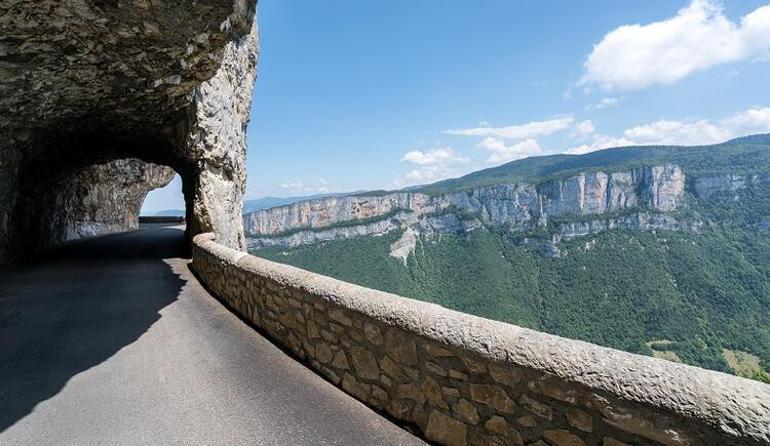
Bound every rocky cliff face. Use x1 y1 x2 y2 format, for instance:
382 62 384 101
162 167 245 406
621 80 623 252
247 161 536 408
43 159 175 245
0 1 258 264
245 165 691 254
693 172 770 199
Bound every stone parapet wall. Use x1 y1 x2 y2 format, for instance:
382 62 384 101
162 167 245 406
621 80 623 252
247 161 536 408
192 233 770 446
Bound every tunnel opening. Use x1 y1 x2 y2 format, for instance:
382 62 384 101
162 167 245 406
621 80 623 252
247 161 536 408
7 123 192 257
44 158 183 242
140 174 186 220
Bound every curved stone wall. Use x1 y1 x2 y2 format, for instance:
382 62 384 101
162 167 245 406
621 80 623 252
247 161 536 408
192 233 770 446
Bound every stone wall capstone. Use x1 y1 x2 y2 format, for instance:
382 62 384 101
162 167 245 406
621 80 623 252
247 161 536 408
192 233 770 446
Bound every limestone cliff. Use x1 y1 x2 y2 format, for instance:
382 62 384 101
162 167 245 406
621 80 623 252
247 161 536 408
245 165 695 254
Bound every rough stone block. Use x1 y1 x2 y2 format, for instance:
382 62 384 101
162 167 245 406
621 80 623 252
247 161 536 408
384 328 418 365
443 386 461 398
515 415 537 428
543 429 585 446
331 350 349 370
519 394 553 420
341 373 370 401
426 361 448 377
451 398 480 425
315 342 334 364
488 364 520 388
422 376 449 409
380 355 401 379
350 345 379 380
602 439 632 446
364 322 384 345
565 408 592 433
425 410 467 446
484 416 523 445
328 308 352 327
470 384 517 414
397 383 426 405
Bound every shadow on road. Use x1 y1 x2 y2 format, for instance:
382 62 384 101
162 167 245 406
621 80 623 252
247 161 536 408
0 226 186 432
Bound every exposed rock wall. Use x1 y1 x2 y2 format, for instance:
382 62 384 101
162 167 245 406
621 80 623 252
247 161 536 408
182 20 259 251
42 159 175 245
194 233 770 446
0 1 258 264
0 0 255 135
245 165 686 249
0 144 22 261
694 173 770 199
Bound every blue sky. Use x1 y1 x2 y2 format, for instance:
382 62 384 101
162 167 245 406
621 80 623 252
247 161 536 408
143 0 770 212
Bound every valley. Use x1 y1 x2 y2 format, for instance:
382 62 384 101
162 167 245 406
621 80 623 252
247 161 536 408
245 136 770 381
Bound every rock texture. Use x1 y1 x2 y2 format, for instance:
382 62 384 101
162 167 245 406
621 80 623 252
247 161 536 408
245 165 687 252
694 173 770 199
43 159 175 245
194 232 770 446
0 0 258 264
0 0 254 134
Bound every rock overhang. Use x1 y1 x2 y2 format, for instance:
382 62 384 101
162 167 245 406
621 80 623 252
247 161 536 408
0 0 259 263
0 0 255 137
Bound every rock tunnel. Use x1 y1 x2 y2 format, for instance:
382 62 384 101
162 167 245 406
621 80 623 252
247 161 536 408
0 0 259 265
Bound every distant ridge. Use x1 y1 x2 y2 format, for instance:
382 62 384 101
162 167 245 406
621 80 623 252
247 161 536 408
417 133 770 195
147 209 185 217
243 193 348 213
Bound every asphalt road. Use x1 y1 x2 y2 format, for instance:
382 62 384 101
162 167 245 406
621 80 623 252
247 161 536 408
0 225 425 446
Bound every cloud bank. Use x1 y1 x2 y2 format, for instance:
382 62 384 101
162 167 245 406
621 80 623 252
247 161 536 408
566 107 770 154
396 147 470 186
581 0 770 91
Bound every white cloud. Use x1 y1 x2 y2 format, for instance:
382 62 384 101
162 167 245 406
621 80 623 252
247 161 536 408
400 147 469 165
447 116 601 164
575 120 596 136
396 147 470 187
586 97 622 110
564 106 770 155
564 134 636 155
721 106 770 134
446 116 574 140
280 182 305 190
621 119 730 145
581 0 770 91
478 137 544 163
622 107 770 145
280 179 333 194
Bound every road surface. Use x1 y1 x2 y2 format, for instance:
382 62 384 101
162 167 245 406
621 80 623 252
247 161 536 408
0 225 424 446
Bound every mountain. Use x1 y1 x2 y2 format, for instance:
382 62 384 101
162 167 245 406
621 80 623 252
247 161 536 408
243 193 344 214
244 135 770 382
148 209 186 217
418 133 770 195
